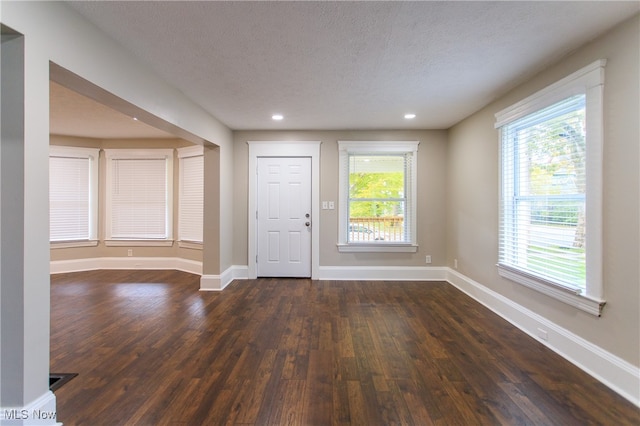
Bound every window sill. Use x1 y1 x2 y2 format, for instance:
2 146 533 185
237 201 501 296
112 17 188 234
105 239 174 247
337 243 418 253
178 241 203 250
51 240 99 249
497 264 605 316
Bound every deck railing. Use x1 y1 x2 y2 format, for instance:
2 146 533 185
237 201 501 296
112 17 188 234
348 217 404 241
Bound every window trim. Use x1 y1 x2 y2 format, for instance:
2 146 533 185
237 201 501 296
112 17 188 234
177 145 204 247
49 145 100 248
337 141 419 253
104 148 174 245
495 59 606 316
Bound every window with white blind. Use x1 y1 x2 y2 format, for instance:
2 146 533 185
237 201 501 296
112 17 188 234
495 60 605 316
177 146 203 245
49 146 99 246
104 149 173 245
337 141 419 252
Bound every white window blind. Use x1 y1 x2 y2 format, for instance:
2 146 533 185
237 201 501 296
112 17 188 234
105 149 173 240
49 146 99 242
178 146 204 243
499 94 586 290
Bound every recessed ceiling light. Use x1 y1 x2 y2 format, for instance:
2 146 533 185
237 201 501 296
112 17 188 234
404 113 416 119
272 114 284 121
132 117 139 121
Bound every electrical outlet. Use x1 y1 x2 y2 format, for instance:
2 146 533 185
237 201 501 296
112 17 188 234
127 249 133 257
328 201 335 209
425 255 432 264
537 328 548 341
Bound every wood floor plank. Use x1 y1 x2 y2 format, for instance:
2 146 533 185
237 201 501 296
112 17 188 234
439 375 500 425
333 377 352 425
232 349 278 425
345 380 371 426
265 379 306 425
253 349 288 424
50 272 640 425
394 378 436 426
498 381 556 425
302 350 334 425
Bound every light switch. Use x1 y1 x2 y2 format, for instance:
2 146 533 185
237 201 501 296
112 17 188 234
328 201 335 209
322 201 328 210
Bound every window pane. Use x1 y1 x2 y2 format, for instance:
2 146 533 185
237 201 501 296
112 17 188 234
500 94 586 289
111 158 168 239
348 153 407 242
519 104 586 199
179 154 204 242
50 156 90 241
338 141 419 250
349 155 405 199
348 201 405 242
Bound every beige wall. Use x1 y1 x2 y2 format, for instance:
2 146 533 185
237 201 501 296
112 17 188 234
233 130 448 267
49 135 203 263
447 15 639 366
203 144 222 274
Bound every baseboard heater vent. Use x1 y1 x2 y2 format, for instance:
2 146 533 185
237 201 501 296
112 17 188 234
49 373 78 392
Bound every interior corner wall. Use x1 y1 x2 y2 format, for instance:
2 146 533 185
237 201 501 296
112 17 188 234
0 0 233 412
1 26 30 408
1 20 53 412
203 144 222 275
446 14 640 367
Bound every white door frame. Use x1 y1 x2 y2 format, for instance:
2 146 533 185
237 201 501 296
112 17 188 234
248 141 321 279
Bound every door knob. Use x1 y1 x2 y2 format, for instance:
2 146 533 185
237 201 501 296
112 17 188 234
305 222 311 227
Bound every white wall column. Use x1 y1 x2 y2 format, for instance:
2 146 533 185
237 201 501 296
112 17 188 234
0 24 57 424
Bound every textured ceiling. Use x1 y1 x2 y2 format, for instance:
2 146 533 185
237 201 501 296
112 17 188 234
55 1 639 137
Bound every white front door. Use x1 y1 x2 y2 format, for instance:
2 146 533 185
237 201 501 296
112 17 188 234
256 157 312 277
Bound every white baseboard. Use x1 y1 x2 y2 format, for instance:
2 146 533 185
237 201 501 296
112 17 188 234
227 264 447 282
173 258 202 275
0 391 59 425
226 265 249 282
200 265 248 291
50 257 202 275
199 274 222 291
318 265 448 281
446 268 640 408
50 257 102 274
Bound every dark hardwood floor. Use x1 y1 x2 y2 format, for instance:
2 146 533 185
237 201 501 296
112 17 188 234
50 270 639 425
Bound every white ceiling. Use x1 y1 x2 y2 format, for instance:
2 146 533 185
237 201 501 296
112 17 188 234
53 1 639 138
50 81 177 139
